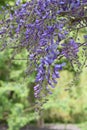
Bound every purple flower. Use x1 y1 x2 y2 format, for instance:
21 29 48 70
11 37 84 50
34 84 39 91
84 35 87 39
62 38 79 59
0 0 87 104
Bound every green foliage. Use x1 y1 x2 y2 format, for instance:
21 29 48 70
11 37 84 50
78 122 87 130
0 81 36 130
0 49 36 130
1 48 87 128
43 69 87 123
7 103 35 130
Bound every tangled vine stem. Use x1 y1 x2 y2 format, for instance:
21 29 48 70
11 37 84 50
0 0 87 111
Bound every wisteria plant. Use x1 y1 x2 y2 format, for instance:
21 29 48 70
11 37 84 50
0 0 87 110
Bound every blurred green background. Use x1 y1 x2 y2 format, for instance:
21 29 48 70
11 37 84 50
0 0 87 130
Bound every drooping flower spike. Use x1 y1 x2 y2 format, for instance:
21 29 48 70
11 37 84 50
0 0 87 109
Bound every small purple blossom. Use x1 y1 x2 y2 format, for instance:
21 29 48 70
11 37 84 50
62 39 79 59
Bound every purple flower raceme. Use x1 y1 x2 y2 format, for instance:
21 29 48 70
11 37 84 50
62 38 79 59
0 0 87 108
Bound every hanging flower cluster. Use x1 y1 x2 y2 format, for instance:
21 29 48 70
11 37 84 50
0 0 87 107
